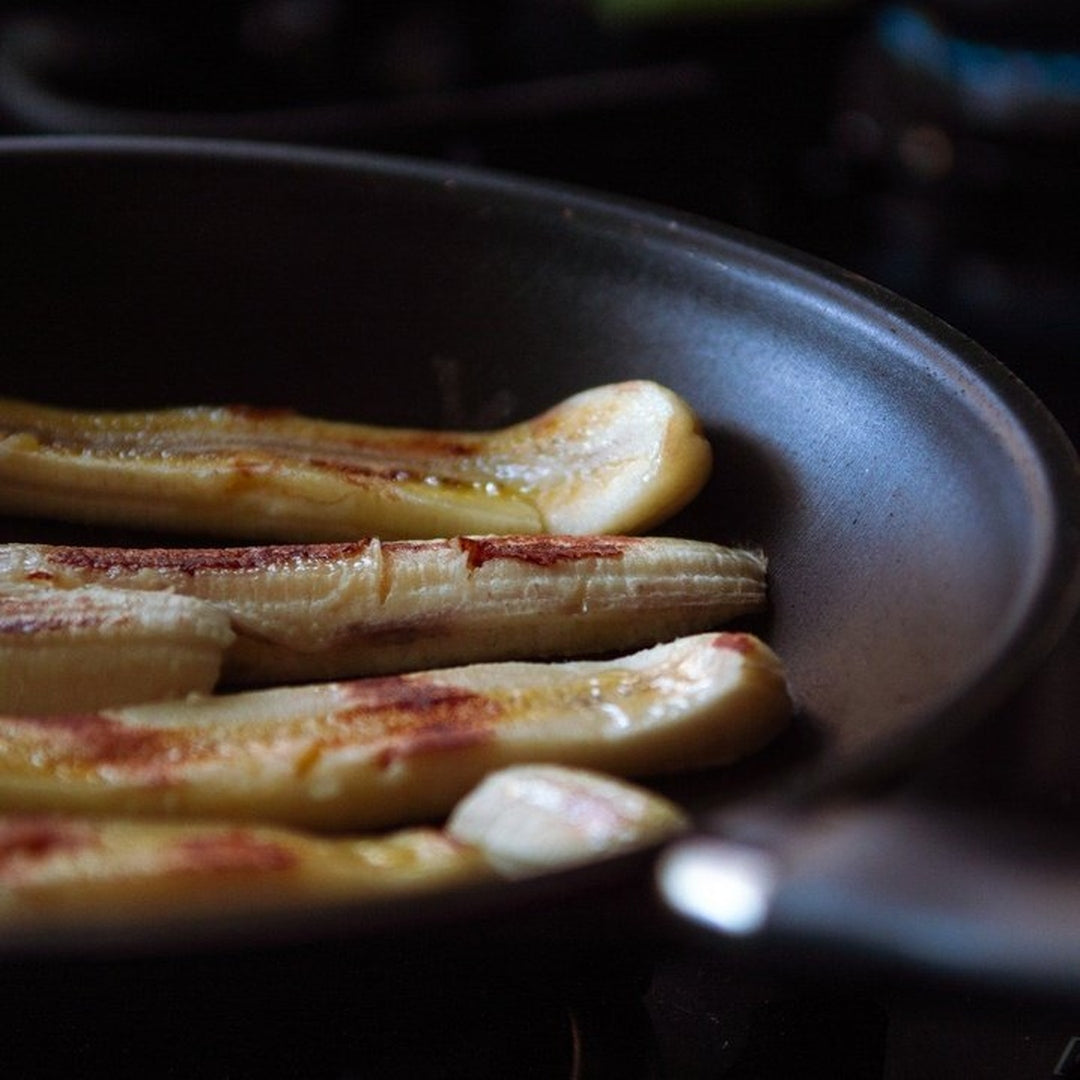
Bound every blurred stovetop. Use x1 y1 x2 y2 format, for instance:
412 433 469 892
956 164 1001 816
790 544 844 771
0 3 1077 1076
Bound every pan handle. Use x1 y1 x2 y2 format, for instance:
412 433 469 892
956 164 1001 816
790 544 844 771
656 801 1080 999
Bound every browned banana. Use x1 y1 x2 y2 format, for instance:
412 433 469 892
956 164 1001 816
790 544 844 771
0 381 712 540
0 632 791 830
0 765 687 928
0 536 766 685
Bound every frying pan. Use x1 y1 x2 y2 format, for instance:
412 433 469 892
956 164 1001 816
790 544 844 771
0 136 1078 987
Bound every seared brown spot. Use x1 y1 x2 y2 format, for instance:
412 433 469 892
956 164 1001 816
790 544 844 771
336 676 500 767
45 541 373 575
713 632 756 655
0 818 96 869
0 598 127 636
459 534 637 570
339 676 492 715
168 830 298 874
344 433 479 458
2 714 171 772
308 457 420 483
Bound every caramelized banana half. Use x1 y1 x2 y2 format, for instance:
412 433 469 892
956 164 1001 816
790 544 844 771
0 632 791 830
0 381 712 540
0 583 234 715
0 536 766 690
0 765 687 927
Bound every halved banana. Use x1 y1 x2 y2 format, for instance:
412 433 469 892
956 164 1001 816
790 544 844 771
0 536 766 686
0 381 712 540
446 763 688 878
0 815 483 928
0 583 234 715
0 765 687 927
0 632 791 830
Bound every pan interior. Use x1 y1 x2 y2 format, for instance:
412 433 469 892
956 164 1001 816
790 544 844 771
0 138 1076 929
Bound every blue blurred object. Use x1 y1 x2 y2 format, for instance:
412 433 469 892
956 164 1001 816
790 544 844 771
876 3 1080 132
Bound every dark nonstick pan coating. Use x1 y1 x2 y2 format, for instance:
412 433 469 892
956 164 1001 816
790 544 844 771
0 136 1077 954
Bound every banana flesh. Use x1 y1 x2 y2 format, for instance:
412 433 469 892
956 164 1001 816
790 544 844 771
0 765 687 927
0 816 483 928
0 536 767 687
0 376 791 928
0 632 792 830
446 763 688 878
0 381 712 540
0 583 234 715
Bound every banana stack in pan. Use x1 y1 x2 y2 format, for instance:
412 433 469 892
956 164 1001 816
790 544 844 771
0 382 792 927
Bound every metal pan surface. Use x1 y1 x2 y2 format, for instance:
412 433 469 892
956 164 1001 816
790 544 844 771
0 136 1077 956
